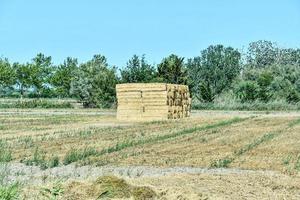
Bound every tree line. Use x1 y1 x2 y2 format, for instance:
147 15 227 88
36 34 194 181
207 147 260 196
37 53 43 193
0 40 300 108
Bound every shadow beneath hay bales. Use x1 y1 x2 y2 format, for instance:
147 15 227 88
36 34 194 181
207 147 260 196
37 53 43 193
63 175 157 200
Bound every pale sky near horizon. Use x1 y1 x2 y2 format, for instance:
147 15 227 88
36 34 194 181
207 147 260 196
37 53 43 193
0 0 299 67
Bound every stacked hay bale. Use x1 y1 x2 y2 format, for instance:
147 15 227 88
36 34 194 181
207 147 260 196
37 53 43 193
116 83 191 121
166 84 191 119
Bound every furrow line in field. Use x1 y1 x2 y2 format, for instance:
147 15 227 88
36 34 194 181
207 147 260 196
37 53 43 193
210 117 300 168
63 117 252 165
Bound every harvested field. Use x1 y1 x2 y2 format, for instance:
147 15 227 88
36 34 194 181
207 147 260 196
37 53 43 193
1 109 300 199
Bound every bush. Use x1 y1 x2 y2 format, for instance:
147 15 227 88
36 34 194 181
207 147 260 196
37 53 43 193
235 81 259 103
286 88 300 103
199 83 214 102
257 71 274 102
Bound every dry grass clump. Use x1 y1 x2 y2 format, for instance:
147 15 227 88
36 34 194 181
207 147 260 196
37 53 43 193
63 176 157 200
130 186 157 200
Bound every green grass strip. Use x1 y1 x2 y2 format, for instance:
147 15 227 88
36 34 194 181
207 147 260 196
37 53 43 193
63 117 251 165
295 155 300 171
287 117 300 127
235 132 277 156
211 117 300 168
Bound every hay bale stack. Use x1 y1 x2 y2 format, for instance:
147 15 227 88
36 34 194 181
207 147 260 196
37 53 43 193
116 83 191 121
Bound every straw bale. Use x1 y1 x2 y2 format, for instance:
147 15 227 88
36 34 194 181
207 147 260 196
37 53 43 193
116 83 191 121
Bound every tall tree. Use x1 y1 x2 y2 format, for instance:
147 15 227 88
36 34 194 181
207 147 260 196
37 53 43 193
70 55 117 108
30 53 53 96
51 57 78 97
247 40 277 68
276 48 300 66
187 45 241 102
13 62 32 97
120 55 156 83
157 54 187 84
0 58 15 88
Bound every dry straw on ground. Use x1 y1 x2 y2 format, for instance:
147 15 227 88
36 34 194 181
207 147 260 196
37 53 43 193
62 176 157 200
116 83 191 121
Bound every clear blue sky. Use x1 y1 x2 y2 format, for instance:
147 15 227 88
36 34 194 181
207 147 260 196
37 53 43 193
0 0 299 67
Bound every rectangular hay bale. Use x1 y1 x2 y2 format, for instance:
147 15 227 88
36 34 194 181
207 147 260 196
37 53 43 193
116 83 191 121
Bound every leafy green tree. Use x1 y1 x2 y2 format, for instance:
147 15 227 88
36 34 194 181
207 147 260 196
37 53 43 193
271 64 300 86
247 40 277 68
0 58 15 87
157 54 187 84
239 63 300 103
277 48 300 66
187 45 241 102
51 57 78 97
70 55 117 108
30 53 53 96
13 63 32 97
120 55 156 83
270 64 300 102
246 40 300 69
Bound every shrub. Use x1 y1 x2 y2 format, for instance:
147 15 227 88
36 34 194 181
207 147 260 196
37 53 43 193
199 83 214 102
235 81 259 103
286 88 300 103
257 71 274 102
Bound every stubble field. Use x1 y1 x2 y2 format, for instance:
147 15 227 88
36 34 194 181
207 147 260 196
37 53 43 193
1 109 300 199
